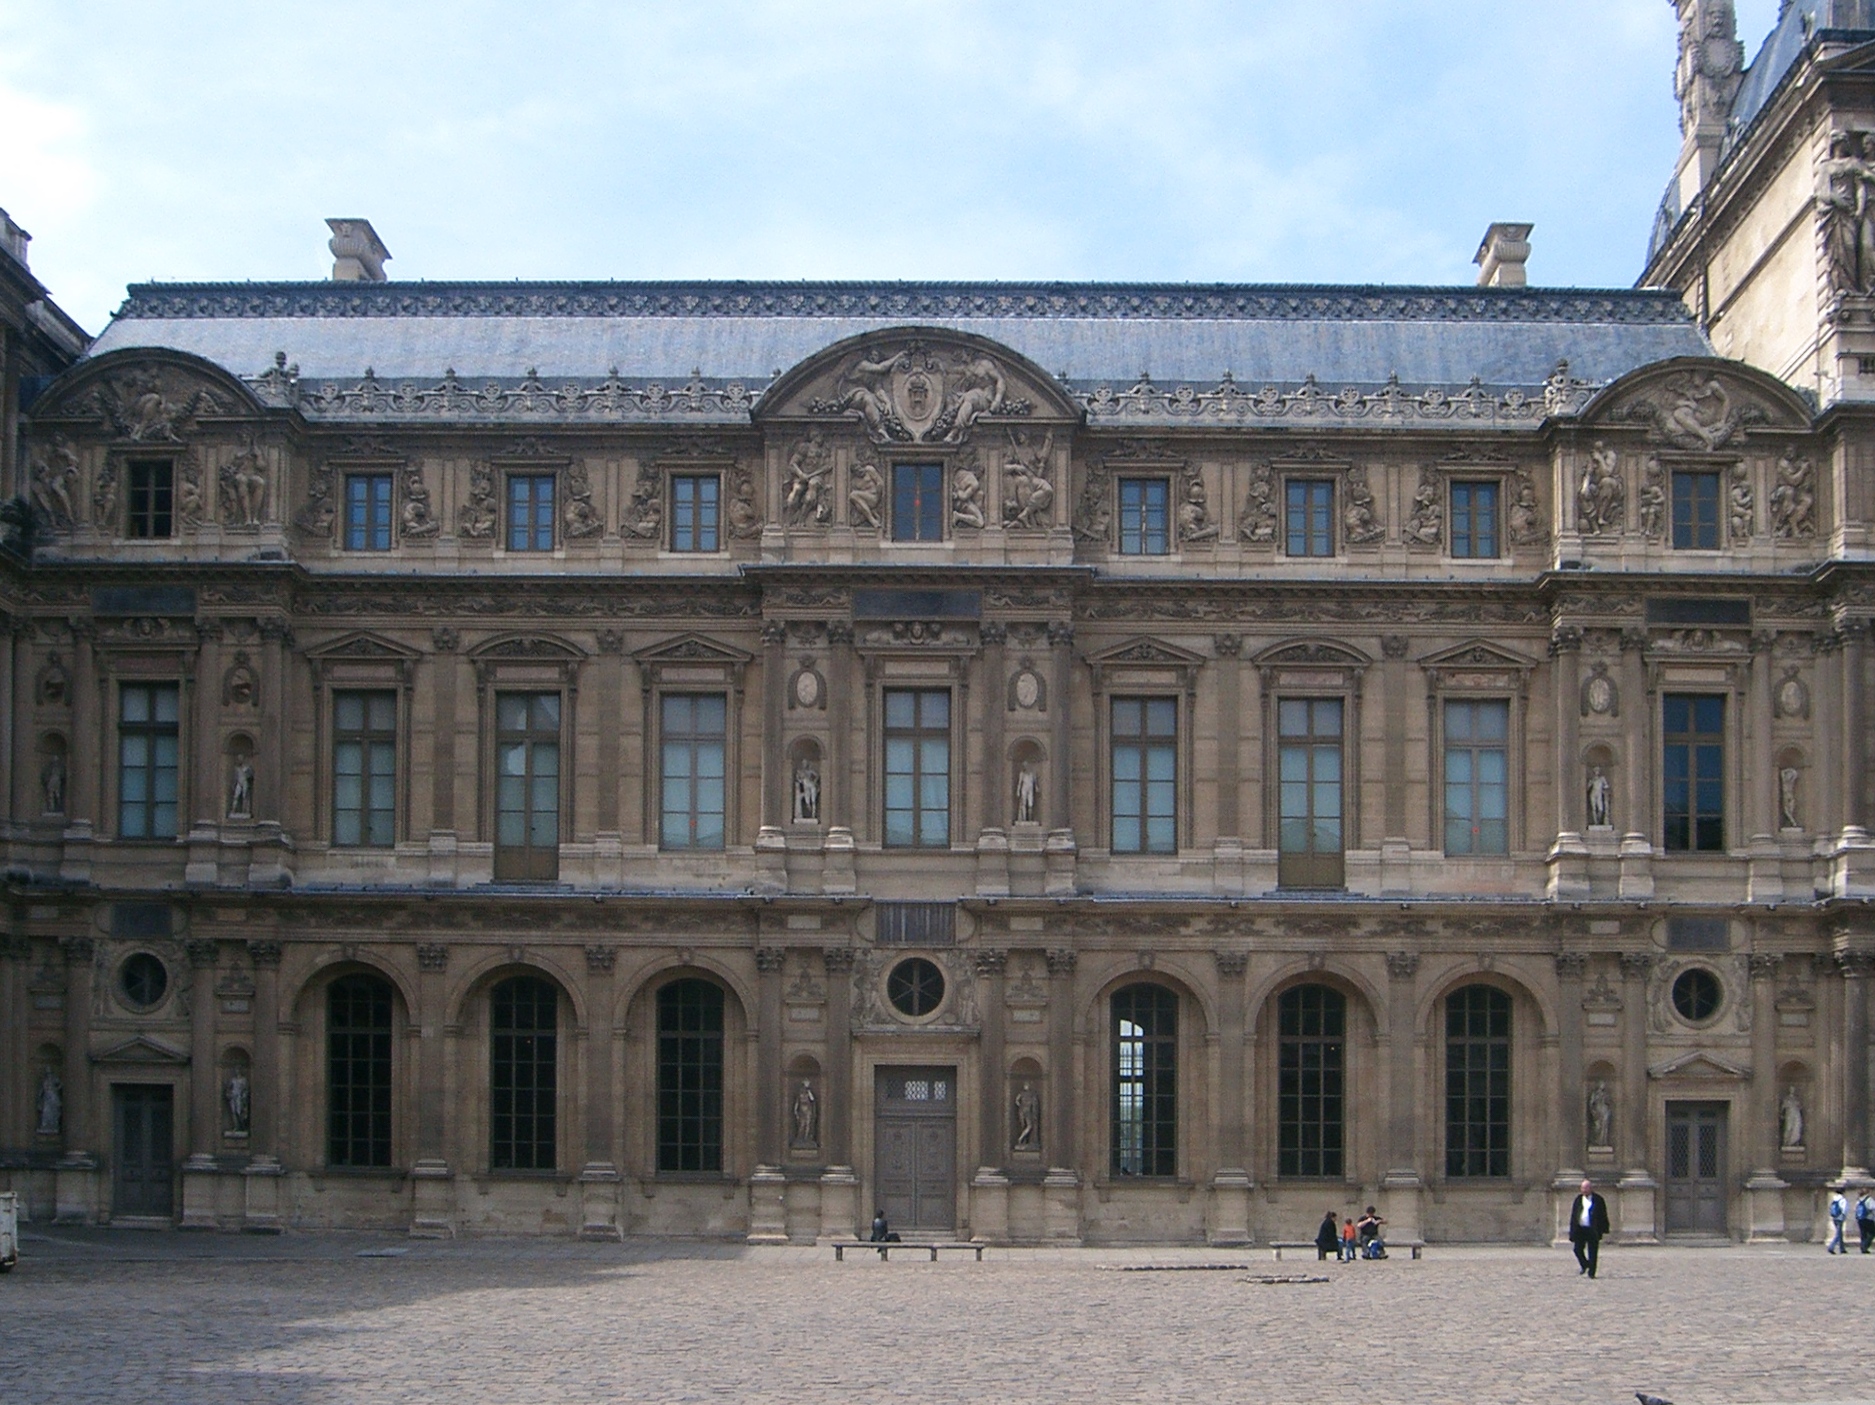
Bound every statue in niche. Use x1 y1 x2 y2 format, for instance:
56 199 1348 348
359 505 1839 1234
791 1080 818 1146
1014 759 1039 825
1770 450 1816 539
224 1069 250 1134
1781 1085 1805 1150
792 758 820 824
1013 1081 1041 1151
1578 442 1624 535
228 758 254 819
1821 129 1875 296
41 753 65 815
849 461 884 530
1587 1079 1613 1149
1177 478 1218 543
952 459 986 530
36 1068 61 1135
1779 766 1802 831
1586 765 1612 829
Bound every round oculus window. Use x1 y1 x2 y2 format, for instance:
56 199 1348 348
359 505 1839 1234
1670 967 1722 1024
119 952 168 1010
887 958 945 1018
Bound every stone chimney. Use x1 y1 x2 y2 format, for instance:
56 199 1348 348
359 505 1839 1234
0 208 30 268
1474 223 1534 288
326 219 391 282
1671 0 1745 208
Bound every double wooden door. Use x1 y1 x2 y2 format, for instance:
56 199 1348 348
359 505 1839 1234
874 1067 955 1233
113 1084 174 1218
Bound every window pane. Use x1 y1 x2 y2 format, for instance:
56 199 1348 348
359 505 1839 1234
1446 986 1511 1178
1111 985 1177 1177
1278 984 1344 1177
658 980 725 1172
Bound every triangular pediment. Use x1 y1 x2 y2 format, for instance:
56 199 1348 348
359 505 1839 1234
1086 637 1209 668
467 633 586 663
305 631 422 662
1417 639 1538 672
632 633 754 667
1648 1050 1750 1081
94 1035 190 1065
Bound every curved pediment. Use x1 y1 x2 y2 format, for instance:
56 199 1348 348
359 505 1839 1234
757 327 1081 445
1252 638 1372 669
467 633 587 663
1578 356 1813 450
32 347 265 439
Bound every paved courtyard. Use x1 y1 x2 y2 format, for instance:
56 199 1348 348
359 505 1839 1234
2 1229 1872 1405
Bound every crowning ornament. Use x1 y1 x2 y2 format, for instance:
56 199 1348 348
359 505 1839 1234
810 343 1032 445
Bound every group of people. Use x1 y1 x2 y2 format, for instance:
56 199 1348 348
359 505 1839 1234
1314 1206 1389 1261
1826 1189 1875 1255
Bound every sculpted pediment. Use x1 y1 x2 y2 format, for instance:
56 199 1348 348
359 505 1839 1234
1086 637 1209 668
632 633 754 667
305 631 422 663
1580 358 1813 449
1418 639 1538 673
94 1035 190 1065
34 349 261 440
1647 1050 1750 1081
1252 639 1371 670
468 634 586 663
759 328 1081 445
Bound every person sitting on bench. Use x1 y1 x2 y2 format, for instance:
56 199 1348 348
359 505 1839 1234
1356 1205 1387 1259
869 1210 900 1244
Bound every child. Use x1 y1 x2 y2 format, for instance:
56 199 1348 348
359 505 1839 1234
1340 1216 1358 1262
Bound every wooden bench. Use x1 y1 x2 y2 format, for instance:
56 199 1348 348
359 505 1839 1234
1270 1239 1424 1261
831 1240 985 1262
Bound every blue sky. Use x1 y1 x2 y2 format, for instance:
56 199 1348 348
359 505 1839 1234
2 1 1783 332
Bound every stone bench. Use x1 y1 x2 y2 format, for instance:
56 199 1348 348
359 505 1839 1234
1270 1239 1423 1261
831 1240 985 1262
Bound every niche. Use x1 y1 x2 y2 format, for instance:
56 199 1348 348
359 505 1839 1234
786 1054 822 1153
221 1047 252 1139
1009 740 1045 827
1777 1059 1812 1162
787 738 823 826
33 1043 62 1137
1008 1056 1045 1160
1775 747 1806 832
1583 1060 1618 1162
1582 743 1617 831
38 733 67 816
225 733 256 820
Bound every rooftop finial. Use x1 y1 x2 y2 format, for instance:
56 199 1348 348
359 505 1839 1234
1475 223 1534 288
326 219 391 282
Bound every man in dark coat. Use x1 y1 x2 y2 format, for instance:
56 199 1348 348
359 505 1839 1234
1568 1179 1611 1278
1315 1210 1339 1261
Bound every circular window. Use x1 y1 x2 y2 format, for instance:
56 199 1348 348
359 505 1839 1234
119 953 168 1010
887 958 946 1018
1671 968 1722 1024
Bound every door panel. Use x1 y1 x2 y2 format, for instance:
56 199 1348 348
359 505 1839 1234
113 1084 174 1218
1664 1101 1726 1236
874 1066 955 1233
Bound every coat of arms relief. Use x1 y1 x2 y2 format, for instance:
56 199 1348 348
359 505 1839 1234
808 342 1033 445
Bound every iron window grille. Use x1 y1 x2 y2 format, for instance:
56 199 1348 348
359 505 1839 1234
874 902 956 946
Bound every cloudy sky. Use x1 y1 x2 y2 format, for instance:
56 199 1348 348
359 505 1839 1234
2 0 1784 333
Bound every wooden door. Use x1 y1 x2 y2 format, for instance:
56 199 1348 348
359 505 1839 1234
113 1084 174 1218
1664 1101 1727 1236
874 1067 955 1233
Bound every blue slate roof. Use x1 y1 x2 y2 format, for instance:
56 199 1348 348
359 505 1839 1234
90 280 1709 412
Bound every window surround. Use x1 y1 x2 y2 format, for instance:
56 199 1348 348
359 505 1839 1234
1419 641 1536 857
1283 477 1337 558
855 631 974 848
1084 638 1204 856
1641 638 1745 856
643 972 740 1180
668 470 724 554
470 635 587 877
890 461 948 543
1446 476 1505 561
322 451 405 551
633 634 751 850
1253 640 1369 884
305 633 419 849
504 470 559 553
95 632 200 846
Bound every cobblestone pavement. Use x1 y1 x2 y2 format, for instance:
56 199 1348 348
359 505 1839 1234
4 1230 1874 1405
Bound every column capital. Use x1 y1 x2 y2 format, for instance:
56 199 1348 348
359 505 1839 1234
246 939 283 968
1835 949 1875 979
1553 951 1589 981
761 621 789 646
1747 952 1783 981
821 946 857 974
1384 951 1420 981
1046 621 1075 648
755 946 786 974
584 944 618 973
416 942 449 973
1045 947 1077 976
59 935 94 964
971 948 1008 977
184 938 219 970
1213 949 1249 978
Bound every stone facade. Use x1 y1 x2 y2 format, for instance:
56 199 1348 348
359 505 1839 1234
4 14 1875 1245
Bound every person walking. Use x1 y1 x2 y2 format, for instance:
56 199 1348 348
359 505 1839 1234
1857 1190 1875 1254
1315 1210 1340 1262
1569 1179 1611 1278
1827 1190 1848 1254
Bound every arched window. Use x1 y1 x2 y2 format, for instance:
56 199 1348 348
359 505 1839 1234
491 976 558 1171
1278 984 1344 1178
658 979 725 1172
1111 984 1177 1177
328 973 393 1167
1445 984 1511 1178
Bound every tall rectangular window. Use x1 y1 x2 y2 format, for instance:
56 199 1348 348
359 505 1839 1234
1278 984 1345 1178
1118 478 1170 555
333 691 396 847
892 463 944 542
1112 697 1176 853
883 688 949 847
118 682 179 840
1445 985 1511 1179
1444 699 1509 855
490 976 558 1172
1286 480 1334 557
660 693 727 850
345 473 394 551
671 474 720 553
125 460 174 539
495 692 560 880
1111 984 1177 1178
1663 693 1725 852
327 973 393 1168
507 474 556 552
1450 480 1500 558
1278 698 1343 887
1671 470 1721 550
657 979 724 1173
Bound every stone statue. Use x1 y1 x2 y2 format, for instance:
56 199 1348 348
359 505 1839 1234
1779 766 1801 831
939 355 1007 443
1727 460 1753 542
1587 1080 1613 1149
1770 450 1816 539
36 1068 61 1135
399 464 439 538
1177 478 1218 543
1002 430 1054 530
1637 456 1667 538
41 753 65 815
1578 442 1624 534
1820 129 1875 296
1780 1085 1804 1150
791 1080 818 1146
792 758 819 824
1586 765 1612 829
1342 467 1383 544
1403 470 1443 546
1014 759 1039 825
849 461 884 530
952 460 986 530
30 435 78 529
783 433 832 526
1013 1081 1041 1151
225 1069 250 1134
229 758 254 819
219 445 268 527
